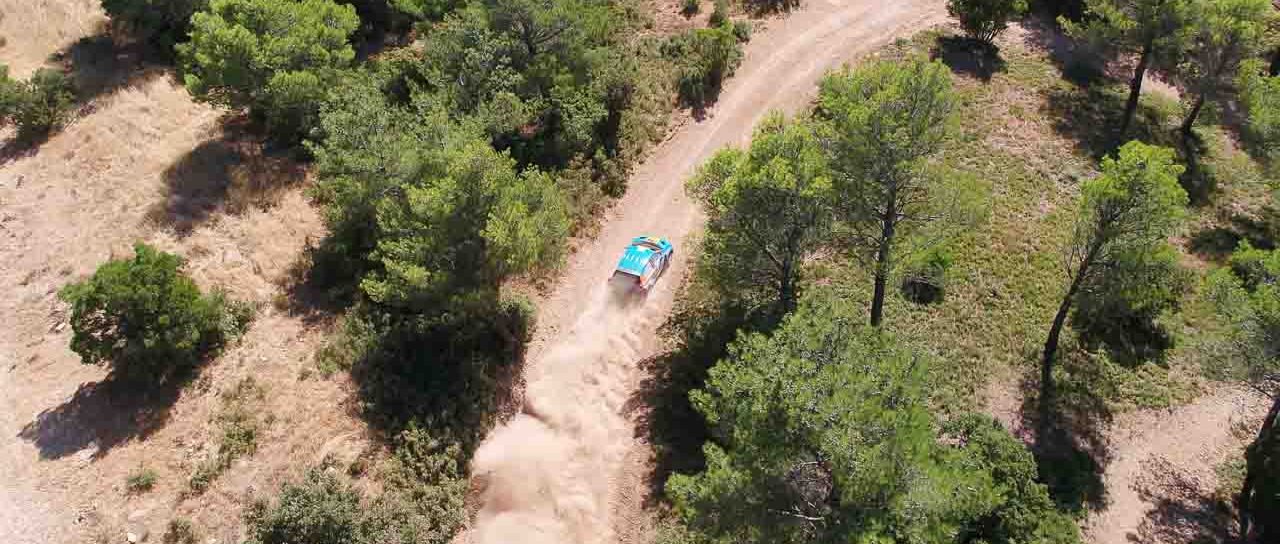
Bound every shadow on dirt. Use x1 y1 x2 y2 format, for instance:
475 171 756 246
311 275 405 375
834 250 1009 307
0 26 172 167
147 116 307 236
1017 351 1113 515
933 36 1008 82
1131 456 1241 544
17 373 187 460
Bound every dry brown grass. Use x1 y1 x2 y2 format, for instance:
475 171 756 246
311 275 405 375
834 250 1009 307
0 0 105 78
0 3 376 543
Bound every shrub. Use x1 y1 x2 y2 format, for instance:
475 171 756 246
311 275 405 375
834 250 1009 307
58 243 252 381
663 23 744 108
101 0 209 50
947 0 1029 44
901 244 955 304
245 469 363 544
683 0 700 16
14 68 75 141
731 19 753 42
162 518 200 544
189 377 265 493
0 64 23 124
125 466 158 494
709 0 727 26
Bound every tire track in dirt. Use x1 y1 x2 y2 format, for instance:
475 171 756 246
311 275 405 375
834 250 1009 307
462 2 948 543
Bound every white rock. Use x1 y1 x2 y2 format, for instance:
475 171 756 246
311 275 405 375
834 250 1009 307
126 532 139 543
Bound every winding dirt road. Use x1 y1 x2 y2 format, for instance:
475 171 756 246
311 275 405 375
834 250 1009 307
462 2 948 542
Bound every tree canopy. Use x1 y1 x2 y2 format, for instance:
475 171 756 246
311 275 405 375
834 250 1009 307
1041 141 1187 402
665 291 1080 544
1065 0 1195 137
815 58 959 327
1176 0 1276 135
179 0 361 141
946 0 1029 44
687 112 832 315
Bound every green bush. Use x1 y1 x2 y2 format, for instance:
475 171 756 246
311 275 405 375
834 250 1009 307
125 466 158 494
946 0 1029 44
14 68 75 141
901 244 955 304
58 243 252 381
0 64 23 124
247 427 467 544
101 0 209 50
730 19 752 42
708 0 727 25
179 0 360 143
663 23 744 108
162 518 200 544
1071 244 1193 364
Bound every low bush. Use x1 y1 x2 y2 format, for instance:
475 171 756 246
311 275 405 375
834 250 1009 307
58 243 253 382
683 0 700 16
663 23 745 108
901 244 955 304
246 426 466 544
162 518 200 544
708 0 727 26
125 466 158 494
189 377 265 493
4 68 77 142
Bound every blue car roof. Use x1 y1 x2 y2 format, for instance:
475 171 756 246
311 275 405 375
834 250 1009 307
616 245 653 275
616 236 671 275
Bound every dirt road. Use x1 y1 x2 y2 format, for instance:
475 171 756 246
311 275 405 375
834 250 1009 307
462 2 948 542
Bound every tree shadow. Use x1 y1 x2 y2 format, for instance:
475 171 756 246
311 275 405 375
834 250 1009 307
1188 215 1278 262
932 36 1008 83
343 298 531 457
1020 15 1107 87
1042 84 1172 160
1019 351 1113 514
626 297 776 507
16 371 188 460
0 29 169 166
1131 456 1240 544
147 117 307 236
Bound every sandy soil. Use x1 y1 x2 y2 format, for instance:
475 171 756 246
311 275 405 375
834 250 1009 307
461 2 950 543
1082 386 1267 544
0 7 371 543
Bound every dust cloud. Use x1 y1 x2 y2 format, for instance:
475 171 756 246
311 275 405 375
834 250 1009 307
469 281 654 544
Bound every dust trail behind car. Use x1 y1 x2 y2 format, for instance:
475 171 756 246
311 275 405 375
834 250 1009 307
470 281 657 544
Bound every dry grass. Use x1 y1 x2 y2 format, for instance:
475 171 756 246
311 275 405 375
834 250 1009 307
0 0 105 78
0 3 374 542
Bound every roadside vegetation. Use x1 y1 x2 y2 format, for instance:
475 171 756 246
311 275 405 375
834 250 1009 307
654 0 1280 541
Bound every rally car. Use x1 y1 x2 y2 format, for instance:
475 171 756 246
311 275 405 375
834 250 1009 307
610 236 674 294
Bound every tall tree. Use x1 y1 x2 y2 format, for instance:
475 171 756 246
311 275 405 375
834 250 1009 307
815 59 956 327
1176 0 1275 137
1065 0 1194 138
1041 141 1187 406
686 112 832 315
1205 242 1280 539
1238 58 1280 166
665 291 1082 544
178 0 360 141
